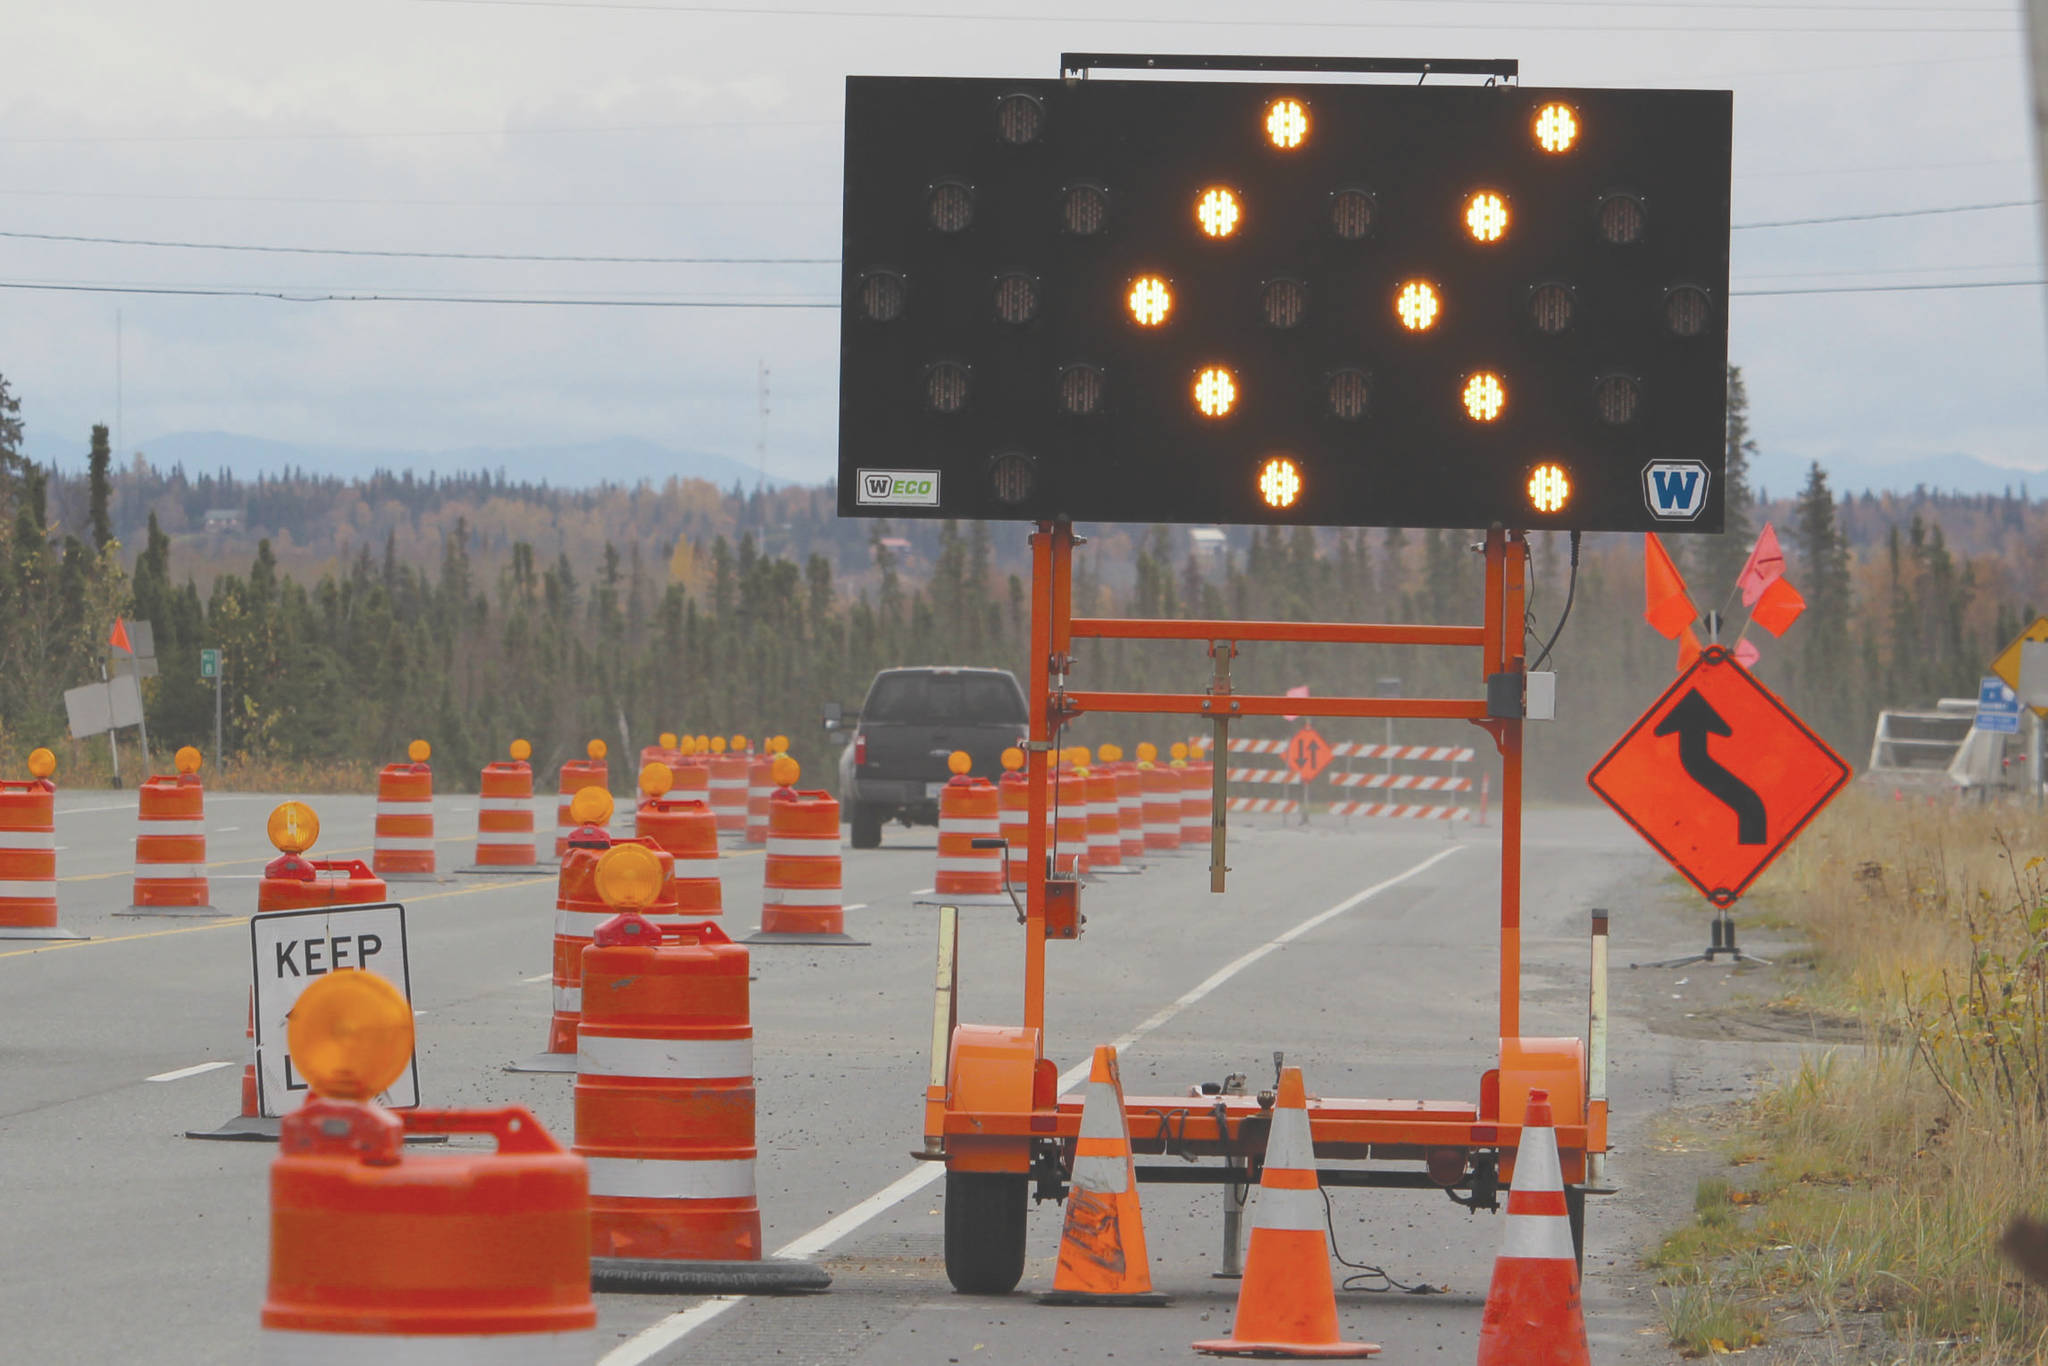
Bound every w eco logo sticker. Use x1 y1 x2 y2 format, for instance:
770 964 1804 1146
1643 460 1710 521
856 470 941 507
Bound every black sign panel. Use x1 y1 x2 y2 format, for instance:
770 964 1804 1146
838 75 1731 531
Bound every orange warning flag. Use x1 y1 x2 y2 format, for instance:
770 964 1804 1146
1736 523 1785 607
1676 622 1703 674
109 617 133 654
1644 534 1697 640
1752 575 1805 637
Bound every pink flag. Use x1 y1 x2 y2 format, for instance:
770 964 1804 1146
1282 684 1310 722
1734 638 1760 668
1737 524 1786 607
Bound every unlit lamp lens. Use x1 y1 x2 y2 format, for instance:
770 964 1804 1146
1193 367 1237 418
1197 187 1242 238
1465 191 1508 243
1462 372 1506 422
1331 188 1375 241
859 270 905 322
1665 285 1710 337
1599 194 1646 246
1258 456 1302 509
1262 278 1307 329
989 452 1036 506
1529 282 1573 334
1529 463 1571 513
994 273 1039 325
1396 280 1440 331
1128 275 1172 326
1594 374 1640 425
1326 368 1370 421
1058 363 1104 415
1535 103 1578 153
997 93 1045 145
1062 183 1107 236
926 361 969 413
929 181 973 234
1266 98 1308 149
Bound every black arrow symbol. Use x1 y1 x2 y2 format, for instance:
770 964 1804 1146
1653 689 1766 845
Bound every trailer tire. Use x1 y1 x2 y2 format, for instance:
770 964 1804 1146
850 804 883 849
1566 1183 1586 1271
944 1170 1028 1294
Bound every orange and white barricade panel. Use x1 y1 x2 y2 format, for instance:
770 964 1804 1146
0 760 78 940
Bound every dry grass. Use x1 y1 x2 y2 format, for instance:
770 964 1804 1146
1652 791 2048 1361
2 733 382 796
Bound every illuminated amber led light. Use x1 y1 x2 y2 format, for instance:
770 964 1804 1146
1128 275 1172 326
1258 456 1302 509
1197 187 1242 238
1535 103 1577 153
1529 463 1571 513
1193 367 1237 418
1463 372 1506 422
1465 191 1508 243
1266 98 1308 149
1396 280 1440 331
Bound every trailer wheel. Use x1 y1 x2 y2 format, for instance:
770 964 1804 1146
850 804 883 849
1566 1183 1586 1271
944 1170 1028 1294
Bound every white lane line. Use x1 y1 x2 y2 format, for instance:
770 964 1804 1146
145 1061 233 1083
842 903 868 912
523 973 552 983
215 826 241 834
56 802 140 815
599 844 1463 1365
908 887 934 896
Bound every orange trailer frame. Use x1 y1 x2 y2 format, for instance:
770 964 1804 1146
919 520 1610 1290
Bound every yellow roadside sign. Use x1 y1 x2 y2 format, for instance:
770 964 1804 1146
1991 615 2048 716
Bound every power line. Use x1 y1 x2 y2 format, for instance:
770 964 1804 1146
1735 198 2039 228
1730 278 2043 296
413 0 2018 30
0 118 835 147
0 228 835 265
0 187 832 210
0 279 839 307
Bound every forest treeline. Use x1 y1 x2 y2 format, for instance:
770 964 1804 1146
0 366 2036 795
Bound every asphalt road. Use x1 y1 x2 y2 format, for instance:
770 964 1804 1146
0 790 1709 1364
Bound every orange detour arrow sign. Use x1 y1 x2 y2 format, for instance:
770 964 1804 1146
1587 645 1848 908
1285 727 1332 784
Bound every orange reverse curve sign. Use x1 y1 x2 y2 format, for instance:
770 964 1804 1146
1286 726 1332 784
1587 645 1848 907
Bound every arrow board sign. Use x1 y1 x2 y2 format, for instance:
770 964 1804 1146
250 902 419 1117
1587 646 1849 908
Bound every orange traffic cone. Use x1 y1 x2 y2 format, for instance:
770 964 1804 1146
1476 1088 1591 1366
1194 1066 1378 1359
1039 1044 1168 1307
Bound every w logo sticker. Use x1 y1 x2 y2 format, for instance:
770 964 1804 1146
863 473 893 499
1643 460 1710 521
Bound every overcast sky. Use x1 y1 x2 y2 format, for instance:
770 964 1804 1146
0 1 2041 488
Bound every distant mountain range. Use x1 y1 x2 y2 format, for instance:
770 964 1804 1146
23 427 2044 501
26 429 788 490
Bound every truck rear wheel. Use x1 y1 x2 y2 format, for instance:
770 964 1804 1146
850 803 883 849
944 1170 1028 1294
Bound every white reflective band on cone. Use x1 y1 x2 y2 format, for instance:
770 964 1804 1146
0 881 57 897
137 819 207 838
765 837 840 857
585 1155 756 1200
1071 1152 1128 1194
763 886 841 906
1077 1082 1124 1140
577 1034 752 1080
711 780 746 793
939 817 1001 836
1499 1212 1578 1261
135 865 208 881
1515 1122 1564 1195
373 836 436 852
479 796 531 812
1263 1101 1317 1174
0 830 56 850
553 984 582 1013
1248 1183 1326 1233
263 1328 595 1366
668 857 722 879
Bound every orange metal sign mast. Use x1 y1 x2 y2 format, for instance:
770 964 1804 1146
1021 521 1531 1043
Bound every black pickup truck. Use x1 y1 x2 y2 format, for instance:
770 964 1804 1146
828 667 1030 848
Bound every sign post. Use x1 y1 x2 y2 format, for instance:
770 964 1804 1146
250 902 420 1116
200 648 223 772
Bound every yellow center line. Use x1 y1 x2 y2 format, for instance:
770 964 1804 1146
0 875 554 960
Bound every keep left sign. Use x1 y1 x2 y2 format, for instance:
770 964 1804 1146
250 902 418 1117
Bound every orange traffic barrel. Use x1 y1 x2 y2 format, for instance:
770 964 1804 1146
932 773 1006 903
1111 763 1146 860
125 770 215 914
264 1099 596 1358
0 754 83 941
465 750 543 872
635 796 723 921
1054 770 1090 876
1180 759 1214 845
747 788 865 946
1081 768 1124 872
997 769 1031 888
508 833 680 1074
1140 763 1184 854
744 756 774 844
708 753 750 836
554 748 610 857
372 748 437 880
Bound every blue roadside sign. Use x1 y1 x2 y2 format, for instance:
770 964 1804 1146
1978 675 2022 734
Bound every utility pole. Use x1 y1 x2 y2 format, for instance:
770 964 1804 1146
115 309 123 460
756 359 771 482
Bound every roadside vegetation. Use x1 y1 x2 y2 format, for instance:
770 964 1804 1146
1650 792 2048 1361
